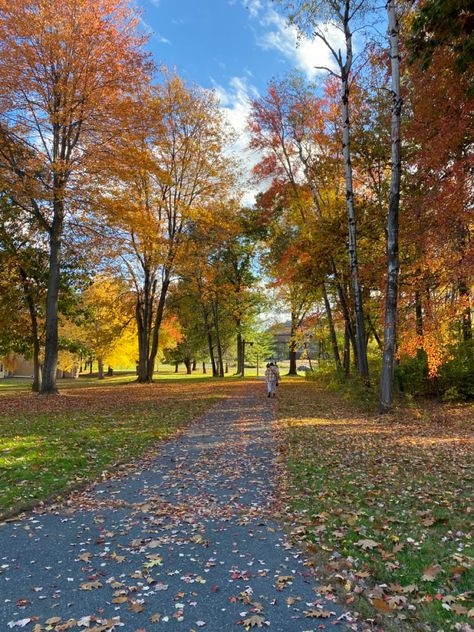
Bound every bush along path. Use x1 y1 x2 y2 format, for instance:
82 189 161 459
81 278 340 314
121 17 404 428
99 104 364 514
0 383 360 632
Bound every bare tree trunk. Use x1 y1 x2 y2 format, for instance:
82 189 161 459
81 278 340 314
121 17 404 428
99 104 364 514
41 205 63 394
380 0 402 413
202 362 206 374
184 358 192 375
192 359 197 371
174 361 179 373
341 63 369 381
322 282 342 377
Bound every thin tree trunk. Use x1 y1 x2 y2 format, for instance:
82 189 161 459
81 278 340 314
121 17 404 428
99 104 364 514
175 361 179 373
459 281 472 341
333 269 358 369
380 0 402 413
367 314 383 351
212 298 224 377
41 208 63 394
184 358 192 375
415 290 423 336
236 330 243 375
98 357 104 380
192 359 197 371
201 301 217 376
343 322 350 379
341 64 369 380
202 362 206 374
322 282 342 377
19 268 41 392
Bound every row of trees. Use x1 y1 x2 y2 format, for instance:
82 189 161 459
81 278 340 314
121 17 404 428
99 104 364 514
0 0 470 410
250 0 472 409
0 0 263 392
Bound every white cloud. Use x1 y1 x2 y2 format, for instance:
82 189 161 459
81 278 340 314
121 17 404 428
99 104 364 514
258 9 343 80
212 76 264 207
156 33 171 45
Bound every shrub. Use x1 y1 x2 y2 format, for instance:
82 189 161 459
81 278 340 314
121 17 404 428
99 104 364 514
438 339 474 400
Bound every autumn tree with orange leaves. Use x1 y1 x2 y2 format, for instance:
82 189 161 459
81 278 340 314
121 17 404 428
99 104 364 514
0 0 150 393
93 74 237 383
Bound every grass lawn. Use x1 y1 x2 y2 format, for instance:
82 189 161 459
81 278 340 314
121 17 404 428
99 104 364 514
278 380 474 631
0 380 236 519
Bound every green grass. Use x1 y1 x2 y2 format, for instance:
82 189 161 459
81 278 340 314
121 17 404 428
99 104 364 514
0 364 306 395
278 381 474 630
0 390 218 518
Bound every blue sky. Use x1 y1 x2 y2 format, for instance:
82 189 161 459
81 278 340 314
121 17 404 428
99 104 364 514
137 0 345 203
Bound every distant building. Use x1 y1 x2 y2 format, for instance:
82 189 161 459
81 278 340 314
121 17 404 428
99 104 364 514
266 321 319 362
0 354 78 379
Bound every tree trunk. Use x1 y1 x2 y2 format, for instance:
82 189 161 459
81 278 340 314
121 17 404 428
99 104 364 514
367 314 383 351
212 298 224 377
341 65 369 381
201 301 218 376
380 0 402 413
288 314 298 375
415 290 423 336
333 268 358 369
98 357 104 380
107 366 113 376
343 322 350 379
288 342 297 375
236 330 243 375
192 359 197 371
184 358 192 375
19 267 41 392
322 282 342 377
89 358 93 375
202 362 206 374
142 275 170 383
459 281 472 340
40 209 63 394
174 361 179 373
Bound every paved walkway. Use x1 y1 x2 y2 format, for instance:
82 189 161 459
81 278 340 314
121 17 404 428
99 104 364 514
1 385 354 631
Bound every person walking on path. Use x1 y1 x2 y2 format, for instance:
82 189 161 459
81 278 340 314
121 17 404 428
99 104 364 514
265 362 277 397
270 362 280 386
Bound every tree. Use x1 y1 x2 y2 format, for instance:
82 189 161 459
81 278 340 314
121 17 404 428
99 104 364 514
0 0 150 393
379 0 403 413
75 276 134 379
277 0 372 380
0 196 47 390
95 74 235 382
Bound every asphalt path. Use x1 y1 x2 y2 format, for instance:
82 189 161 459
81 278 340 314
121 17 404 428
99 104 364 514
0 384 356 631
